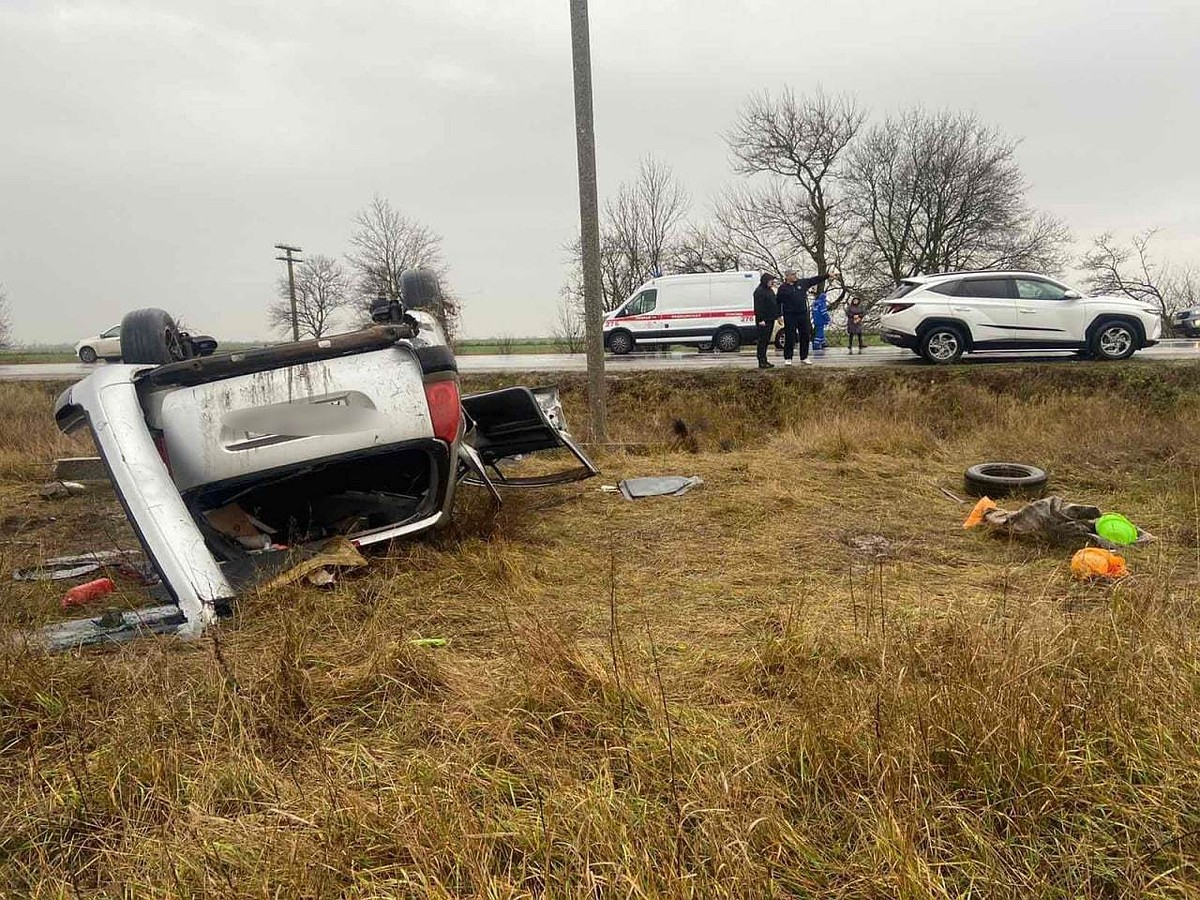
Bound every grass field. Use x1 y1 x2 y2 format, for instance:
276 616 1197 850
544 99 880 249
1 365 1199 896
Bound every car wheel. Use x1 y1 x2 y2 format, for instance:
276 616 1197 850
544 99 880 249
697 342 713 353
608 330 634 355
714 328 741 353
78 346 98 364
120 308 189 365
920 326 965 365
1092 321 1137 361
400 268 441 308
774 330 787 351
964 462 1048 498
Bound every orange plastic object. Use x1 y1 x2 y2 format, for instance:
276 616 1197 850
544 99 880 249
62 577 116 608
1070 547 1128 580
963 496 997 529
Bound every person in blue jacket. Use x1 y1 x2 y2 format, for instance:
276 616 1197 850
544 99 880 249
811 289 831 350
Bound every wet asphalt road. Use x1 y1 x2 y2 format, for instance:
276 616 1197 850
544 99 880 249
1 341 1198 381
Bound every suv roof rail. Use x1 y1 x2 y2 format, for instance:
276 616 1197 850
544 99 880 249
919 269 1046 278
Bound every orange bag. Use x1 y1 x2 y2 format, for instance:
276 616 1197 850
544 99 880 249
1070 547 1127 580
963 497 997 528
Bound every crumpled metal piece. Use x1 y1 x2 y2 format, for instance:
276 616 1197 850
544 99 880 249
618 476 704 500
13 550 160 585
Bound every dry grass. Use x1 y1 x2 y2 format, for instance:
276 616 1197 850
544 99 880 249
1 365 1200 897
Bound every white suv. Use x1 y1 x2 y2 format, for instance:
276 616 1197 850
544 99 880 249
879 271 1162 364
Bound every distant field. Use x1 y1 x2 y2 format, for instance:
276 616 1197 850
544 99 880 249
455 337 561 355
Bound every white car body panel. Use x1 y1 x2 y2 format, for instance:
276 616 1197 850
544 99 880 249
149 346 435 493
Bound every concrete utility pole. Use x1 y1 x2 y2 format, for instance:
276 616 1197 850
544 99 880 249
274 244 303 342
569 0 607 443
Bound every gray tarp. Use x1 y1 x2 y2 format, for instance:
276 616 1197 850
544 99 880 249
972 496 1152 550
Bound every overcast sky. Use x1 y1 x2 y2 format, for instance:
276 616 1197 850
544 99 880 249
1 0 1197 343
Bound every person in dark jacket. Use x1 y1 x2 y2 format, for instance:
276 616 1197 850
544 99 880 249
777 268 837 365
753 272 780 369
846 295 866 353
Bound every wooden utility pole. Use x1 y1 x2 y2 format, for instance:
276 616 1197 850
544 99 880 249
274 244 303 342
569 0 607 442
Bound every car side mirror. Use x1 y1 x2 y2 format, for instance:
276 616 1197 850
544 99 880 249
1062 290 1082 300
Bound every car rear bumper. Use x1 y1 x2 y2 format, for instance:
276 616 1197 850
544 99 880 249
881 329 919 350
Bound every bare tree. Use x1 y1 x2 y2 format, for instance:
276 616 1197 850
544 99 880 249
565 157 690 312
552 287 585 353
844 108 1071 291
0 284 10 349
1079 229 1197 323
711 183 805 277
267 254 351 339
346 196 458 335
671 223 744 274
725 87 866 275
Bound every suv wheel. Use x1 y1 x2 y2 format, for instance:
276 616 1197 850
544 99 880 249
1092 321 1137 361
920 326 965 365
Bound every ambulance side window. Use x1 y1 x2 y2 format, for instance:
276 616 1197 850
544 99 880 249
623 289 657 316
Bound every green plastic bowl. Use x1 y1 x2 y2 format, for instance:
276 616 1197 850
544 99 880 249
1096 513 1138 546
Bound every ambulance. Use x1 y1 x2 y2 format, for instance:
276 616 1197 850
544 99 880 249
602 271 762 354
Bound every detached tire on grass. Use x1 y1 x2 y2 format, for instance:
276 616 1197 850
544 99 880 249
120 308 188 365
964 462 1048 499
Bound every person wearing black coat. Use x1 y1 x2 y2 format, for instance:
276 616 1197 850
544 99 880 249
753 272 780 369
777 268 837 365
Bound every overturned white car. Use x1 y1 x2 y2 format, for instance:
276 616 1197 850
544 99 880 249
47 271 596 647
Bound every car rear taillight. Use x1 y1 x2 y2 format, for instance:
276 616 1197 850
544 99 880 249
153 431 172 474
886 303 914 314
424 379 462 444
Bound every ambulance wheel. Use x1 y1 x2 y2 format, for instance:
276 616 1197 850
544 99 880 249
608 330 634 355
714 328 741 353
774 330 787 351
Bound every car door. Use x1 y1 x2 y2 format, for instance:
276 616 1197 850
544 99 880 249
459 386 599 489
1012 278 1085 346
98 326 122 358
948 277 1018 345
613 289 660 342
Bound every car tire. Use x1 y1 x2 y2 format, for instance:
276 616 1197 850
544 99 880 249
714 328 741 353
920 325 966 365
697 342 713 353
608 330 634 355
964 462 1048 498
120 308 188 365
774 330 787 351
400 268 441 308
1091 320 1137 361
78 346 98 364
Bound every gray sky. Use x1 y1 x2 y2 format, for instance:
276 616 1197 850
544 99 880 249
1 0 1197 343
